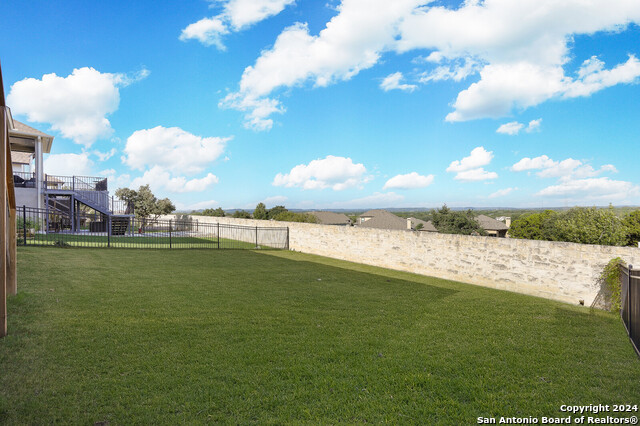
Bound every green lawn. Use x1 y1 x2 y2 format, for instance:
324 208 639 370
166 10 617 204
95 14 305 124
1 247 638 424
21 234 268 249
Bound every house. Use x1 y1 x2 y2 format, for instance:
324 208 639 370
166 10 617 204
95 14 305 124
475 214 509 237
407 217 438 232
308 211 351 226
358 209 437 232
496 216 512 227
8 115 133 235
357 209 384 225
10 119 53 209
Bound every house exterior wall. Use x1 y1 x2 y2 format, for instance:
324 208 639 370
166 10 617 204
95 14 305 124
15 187 39 209
161 214 640 306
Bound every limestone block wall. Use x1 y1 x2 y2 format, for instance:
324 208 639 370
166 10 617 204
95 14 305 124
161 214 640 305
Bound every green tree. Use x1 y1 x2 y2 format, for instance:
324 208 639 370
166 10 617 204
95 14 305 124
253 203 268 220
272 211 318 223
202 207 226 217
509 210 558 240
623 210 640 247
267 205 288 220
430 205 486 236
232 210 251 219
551 207 626 246
115 185 175 224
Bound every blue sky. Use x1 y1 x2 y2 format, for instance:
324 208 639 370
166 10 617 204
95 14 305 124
2 0 640 210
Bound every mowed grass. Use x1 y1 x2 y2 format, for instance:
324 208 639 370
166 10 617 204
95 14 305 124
23 234 266 249
1 247 638 424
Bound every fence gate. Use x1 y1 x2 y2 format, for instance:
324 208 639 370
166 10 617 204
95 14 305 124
620 264 640 357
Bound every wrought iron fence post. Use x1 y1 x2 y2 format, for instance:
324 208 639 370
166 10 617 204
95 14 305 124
169 220 172 249
107 215 111 248
630 264 633 339
45 193 49 234
22 205 26 246
217 222 220 249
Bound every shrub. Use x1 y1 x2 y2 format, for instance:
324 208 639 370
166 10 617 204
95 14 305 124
272 211 318 223
17 217 41 232
202 207 225 217
552 207 626 246
510 207 627 246
232 210 251 219
509 210 557 240
623 210 640 247
431 205 486 236
267 205 288 220
253 203 267 220
599 258 624 313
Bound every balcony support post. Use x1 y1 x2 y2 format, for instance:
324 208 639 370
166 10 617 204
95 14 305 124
35 136 43 210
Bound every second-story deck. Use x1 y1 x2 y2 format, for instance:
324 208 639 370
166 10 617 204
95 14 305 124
41 174 133 216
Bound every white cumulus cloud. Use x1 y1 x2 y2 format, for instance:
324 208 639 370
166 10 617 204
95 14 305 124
99 168 131 190
93 148 117 162
511 154 635 201
496 121 524 135
44 152 93 176
419 58 478 83
219 93 284 131
130 166 219 194
380 72 417 92
563 55 640 98
123 126 229 174
453 168 498 182
497 118 542 135
511 155 617 180
180 0 296 49
8 67 148 146
221 0 419 129
273 155 369 190
536 177 639 201
511 155 556 172
446 146 493 172
383 172 434 190
179 16 229 49
488 187 517 198
221 0 640 128
526 118 542 133
397 1 640 122
447 147 497 181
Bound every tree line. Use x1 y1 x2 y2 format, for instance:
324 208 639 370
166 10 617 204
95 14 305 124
200 203 318 223
509 207 640 246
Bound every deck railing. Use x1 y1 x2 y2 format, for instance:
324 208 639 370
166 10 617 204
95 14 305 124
13 171 36 188
110 197 133 215
44 175 107 192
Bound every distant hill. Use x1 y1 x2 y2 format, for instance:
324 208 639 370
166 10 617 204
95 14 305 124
177 205 640 218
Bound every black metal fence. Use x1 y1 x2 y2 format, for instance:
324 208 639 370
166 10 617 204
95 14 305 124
17 206 289 250
620 264 640 357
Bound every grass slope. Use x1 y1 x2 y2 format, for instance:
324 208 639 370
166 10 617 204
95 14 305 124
1 247 638 424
